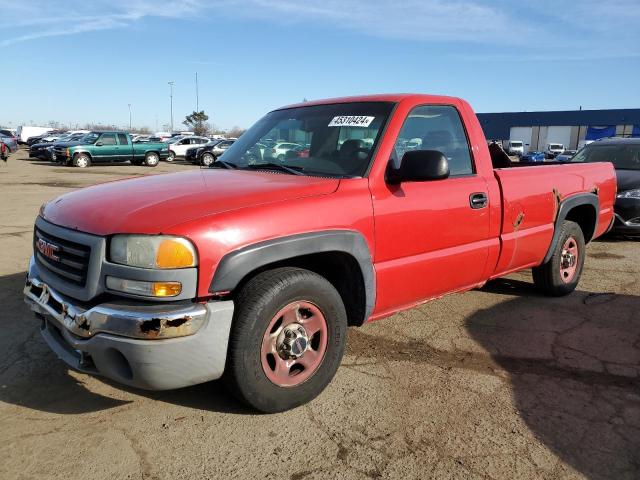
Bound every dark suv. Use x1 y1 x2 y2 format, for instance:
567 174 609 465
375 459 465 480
572 137 640 236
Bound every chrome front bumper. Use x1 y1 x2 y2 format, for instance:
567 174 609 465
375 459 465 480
24 276 208 340
24 261 235 390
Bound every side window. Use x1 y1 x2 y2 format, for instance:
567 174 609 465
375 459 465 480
393 105 474 176
99 133 117 145
117 134 129 145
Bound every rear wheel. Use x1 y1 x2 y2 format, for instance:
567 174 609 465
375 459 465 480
144 152 159 167
73 153 91 168
201 152 215 166
532 220 585 296
224 267 347 413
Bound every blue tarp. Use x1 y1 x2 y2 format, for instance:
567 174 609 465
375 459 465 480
633 125 640 137
586 125 616 140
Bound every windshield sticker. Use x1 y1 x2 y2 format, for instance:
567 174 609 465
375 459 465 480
328 116 375 127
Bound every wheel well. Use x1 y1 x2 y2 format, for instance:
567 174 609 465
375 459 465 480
74 151 91 158
565 204 597 242
232 252 368 327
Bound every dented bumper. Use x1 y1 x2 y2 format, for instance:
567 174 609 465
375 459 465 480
23 259 235 390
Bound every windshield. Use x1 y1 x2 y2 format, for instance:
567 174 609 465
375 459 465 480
549 144 563 150
571 144 640 170
510 142 522 147
217 102 394 177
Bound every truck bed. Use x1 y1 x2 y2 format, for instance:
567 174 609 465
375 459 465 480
490 162 617 278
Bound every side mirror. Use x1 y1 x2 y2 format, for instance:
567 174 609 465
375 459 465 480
387 150 450 184
95 142 103 146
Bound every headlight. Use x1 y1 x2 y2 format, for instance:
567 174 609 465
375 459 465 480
617 189 640 199
110 235 198 269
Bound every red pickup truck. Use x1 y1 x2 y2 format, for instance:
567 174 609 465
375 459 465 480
24 94 616 412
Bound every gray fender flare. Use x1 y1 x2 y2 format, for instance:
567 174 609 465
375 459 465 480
542 193 599 264
209 230 376 320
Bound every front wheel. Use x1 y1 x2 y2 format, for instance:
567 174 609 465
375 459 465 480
532 220 585 296
167 151 176 162
201 152 215 166
144 152 159 167
224 267 347 413
73 153 91 168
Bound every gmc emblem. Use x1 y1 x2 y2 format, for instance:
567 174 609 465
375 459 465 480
36 238 60 261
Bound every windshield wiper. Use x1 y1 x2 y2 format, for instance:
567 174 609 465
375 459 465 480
243 163 305 176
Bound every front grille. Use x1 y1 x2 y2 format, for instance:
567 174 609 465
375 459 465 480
34 226 91 286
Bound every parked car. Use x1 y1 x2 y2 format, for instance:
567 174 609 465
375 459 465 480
506 140 524 156
30 133 87 161
186 139 235 165
167 136 211 161
184 140 222 164
521 151 546 162
24 93 616 413
545 143 565 159
571 137 640 236
52 131 169 167
0 133 18 153
270 142 301 161
556 150 577 162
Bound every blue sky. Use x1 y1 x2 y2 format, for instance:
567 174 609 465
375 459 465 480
1 0 639 131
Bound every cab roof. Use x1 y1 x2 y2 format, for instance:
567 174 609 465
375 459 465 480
275 93 463 111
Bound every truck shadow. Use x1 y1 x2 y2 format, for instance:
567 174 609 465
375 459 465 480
0 271 250 415
345 278 639 479
469 279 640 479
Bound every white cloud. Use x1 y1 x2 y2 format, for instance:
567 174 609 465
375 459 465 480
1 0 638 58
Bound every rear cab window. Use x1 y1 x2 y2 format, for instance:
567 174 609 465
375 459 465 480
117 134 129 145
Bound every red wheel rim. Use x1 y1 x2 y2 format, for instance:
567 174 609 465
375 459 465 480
560 237 579 284
261 301 328 387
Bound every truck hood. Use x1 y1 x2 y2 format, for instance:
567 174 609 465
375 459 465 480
41 169 340 235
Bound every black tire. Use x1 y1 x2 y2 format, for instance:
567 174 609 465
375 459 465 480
144 152 159 167
167 151 176 162
201 152 215 166
532 220 585 296
224 267 347 413
73 153 91 168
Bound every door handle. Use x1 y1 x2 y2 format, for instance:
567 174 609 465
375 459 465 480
469 192 488 209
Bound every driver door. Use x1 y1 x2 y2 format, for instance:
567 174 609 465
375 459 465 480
372 105 491 314
94 133 119 163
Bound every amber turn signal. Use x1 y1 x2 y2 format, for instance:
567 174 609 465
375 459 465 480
155 239 196 269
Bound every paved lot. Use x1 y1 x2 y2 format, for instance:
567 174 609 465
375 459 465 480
1 149 638 480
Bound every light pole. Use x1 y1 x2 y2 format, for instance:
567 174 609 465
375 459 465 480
195 72 199 112
168 81 174 132
128 104 132 130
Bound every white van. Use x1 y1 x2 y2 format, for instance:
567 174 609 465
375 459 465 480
507 140 524 156
545 143 565 158
17 126 54 144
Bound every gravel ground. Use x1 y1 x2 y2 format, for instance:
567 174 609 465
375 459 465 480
0 149 638 480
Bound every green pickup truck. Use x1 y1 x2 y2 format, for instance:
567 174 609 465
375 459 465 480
52 131 169 168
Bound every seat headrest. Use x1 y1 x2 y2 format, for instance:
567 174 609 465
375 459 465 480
339 139 364 158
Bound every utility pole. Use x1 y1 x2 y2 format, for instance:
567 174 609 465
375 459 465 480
195 72 199 112
128 104 132 130
168 81 175 132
